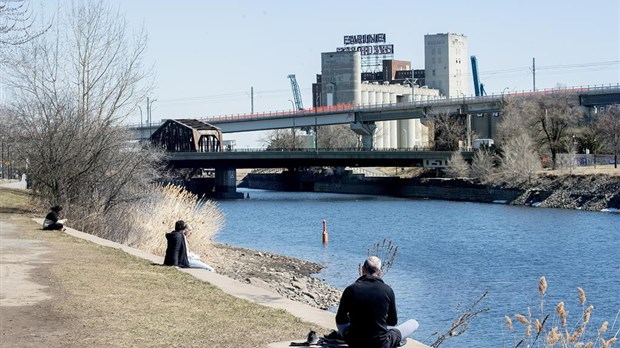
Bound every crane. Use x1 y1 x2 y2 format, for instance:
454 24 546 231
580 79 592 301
287 74 304 110
470 56 486 96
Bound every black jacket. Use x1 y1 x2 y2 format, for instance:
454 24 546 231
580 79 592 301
336 275 399 348
163 231 189 267
45 211 60 223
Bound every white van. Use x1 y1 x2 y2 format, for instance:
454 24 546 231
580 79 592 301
472 139 494 149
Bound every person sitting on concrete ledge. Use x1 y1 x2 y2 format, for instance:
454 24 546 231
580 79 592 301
163 220 215 272
336 256 419 348
42 205 66 231
182 223 215 272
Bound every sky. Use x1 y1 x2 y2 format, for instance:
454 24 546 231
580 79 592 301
30 1 620 147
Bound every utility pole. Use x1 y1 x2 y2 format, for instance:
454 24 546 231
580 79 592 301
532 57 536 92
251 87 254 114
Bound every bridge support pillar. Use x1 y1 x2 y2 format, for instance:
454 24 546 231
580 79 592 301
350 122 376 150
215 167 244 199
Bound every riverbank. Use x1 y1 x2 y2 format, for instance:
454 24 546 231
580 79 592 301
208 243 342 310
241 168 620 212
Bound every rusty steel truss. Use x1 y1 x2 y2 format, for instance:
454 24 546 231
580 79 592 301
150 119 223 152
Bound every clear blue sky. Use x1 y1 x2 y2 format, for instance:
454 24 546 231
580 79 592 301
45 1 620 147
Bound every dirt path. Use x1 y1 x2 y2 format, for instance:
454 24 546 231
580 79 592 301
0 216 79 347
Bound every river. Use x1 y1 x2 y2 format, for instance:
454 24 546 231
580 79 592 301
213 189 620 347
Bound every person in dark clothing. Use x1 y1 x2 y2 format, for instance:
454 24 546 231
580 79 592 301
335 256 419 348
163 220 190 267
42 205 66 231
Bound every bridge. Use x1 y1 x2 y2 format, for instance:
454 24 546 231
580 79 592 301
151 119 472 198
131 84 620 146
146 84 620 198
165 148 464 169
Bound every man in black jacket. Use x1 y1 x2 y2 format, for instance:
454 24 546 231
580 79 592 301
163 220 190 268
335 256 419 348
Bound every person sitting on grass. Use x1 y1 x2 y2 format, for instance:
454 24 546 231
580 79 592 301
163 220 215 272
336 256 419 348
42 205 66 231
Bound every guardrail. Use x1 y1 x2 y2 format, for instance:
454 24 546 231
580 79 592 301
126 83 620 129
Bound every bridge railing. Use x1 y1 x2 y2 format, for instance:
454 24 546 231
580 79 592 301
126 83 619 129
218 146 436 153
200 83 620 124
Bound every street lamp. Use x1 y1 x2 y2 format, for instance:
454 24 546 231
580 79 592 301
288 99 296 149
147 97 157 130
137 105 143 140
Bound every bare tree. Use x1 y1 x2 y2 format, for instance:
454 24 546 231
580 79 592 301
428 113 470 151
522 92 583 170
470 148 497 184
263 129 303 150
7 0 158 232
444 151 470 178
317 124 359 149
496 96 529 147
0 0 49 63
594 104 620 168
498 133 541 186
264 124 359 150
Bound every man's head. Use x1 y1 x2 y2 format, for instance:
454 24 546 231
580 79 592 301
174 220 187 232
362 256 382 276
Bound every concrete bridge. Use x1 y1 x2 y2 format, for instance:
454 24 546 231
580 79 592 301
166 149 465 169
164 148 468 198
145 84 620 198
131 84 620 146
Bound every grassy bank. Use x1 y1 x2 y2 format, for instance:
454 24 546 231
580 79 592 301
0 187 321 347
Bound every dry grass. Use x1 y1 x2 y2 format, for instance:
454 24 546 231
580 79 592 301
0 186 38 214
106 184 225 258
1 187 322 347
503 276 619 348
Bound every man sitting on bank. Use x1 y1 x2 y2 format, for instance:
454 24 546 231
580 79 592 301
336 256 419 348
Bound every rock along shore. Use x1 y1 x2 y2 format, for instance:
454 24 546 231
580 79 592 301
207 243 342 310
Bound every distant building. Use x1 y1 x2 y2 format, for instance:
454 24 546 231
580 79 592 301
309 33 472 149
313 51 442 149
424 33 469 98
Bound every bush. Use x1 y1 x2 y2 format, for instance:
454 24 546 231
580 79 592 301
105 184 224 257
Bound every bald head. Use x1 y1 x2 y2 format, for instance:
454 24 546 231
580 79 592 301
362 256 382 276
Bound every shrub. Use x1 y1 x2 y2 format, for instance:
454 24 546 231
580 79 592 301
106 184 224 257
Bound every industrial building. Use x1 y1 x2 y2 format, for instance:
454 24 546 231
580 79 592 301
312 33 469 149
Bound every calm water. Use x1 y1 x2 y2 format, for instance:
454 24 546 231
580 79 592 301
214 189 620 347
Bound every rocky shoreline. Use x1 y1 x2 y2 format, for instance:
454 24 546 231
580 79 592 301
207 243 342 310
511 174 620 211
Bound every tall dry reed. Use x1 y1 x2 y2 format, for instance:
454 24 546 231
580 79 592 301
503 276 619 348
120 184 225 257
